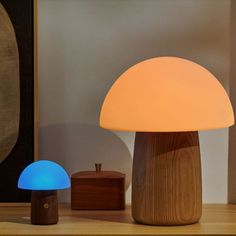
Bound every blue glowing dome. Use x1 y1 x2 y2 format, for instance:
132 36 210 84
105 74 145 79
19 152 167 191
18 160 70 190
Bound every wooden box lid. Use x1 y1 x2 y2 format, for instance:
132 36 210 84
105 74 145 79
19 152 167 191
71 163 125 179
71 171 125 179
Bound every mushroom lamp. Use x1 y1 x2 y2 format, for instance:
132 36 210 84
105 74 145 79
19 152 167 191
18 160 70 225
100 57 234 225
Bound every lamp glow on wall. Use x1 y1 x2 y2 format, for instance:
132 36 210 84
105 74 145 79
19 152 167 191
100 57 234 225
18 160 70 225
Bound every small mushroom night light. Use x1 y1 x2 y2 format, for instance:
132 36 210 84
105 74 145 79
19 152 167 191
18 160 70 225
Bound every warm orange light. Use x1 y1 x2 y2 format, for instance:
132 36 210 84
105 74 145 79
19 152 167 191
100 57 234 132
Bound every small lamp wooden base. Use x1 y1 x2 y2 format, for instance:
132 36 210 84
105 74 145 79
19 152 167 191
31 190 58 225
132 131 202 225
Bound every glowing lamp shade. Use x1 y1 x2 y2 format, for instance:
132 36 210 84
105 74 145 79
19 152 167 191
18 160 70 190
100 57 234 132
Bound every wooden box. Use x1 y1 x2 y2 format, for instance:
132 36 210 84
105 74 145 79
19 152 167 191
71 165 125 210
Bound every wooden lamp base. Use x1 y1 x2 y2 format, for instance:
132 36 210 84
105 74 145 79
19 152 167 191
132 131 202 225
31 190 58 225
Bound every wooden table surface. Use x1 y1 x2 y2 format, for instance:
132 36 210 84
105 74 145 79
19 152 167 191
1 204 236 235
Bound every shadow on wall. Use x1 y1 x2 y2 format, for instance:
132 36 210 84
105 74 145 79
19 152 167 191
39 123 132 202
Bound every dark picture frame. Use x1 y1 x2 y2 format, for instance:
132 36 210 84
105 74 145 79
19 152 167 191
0 0 38 204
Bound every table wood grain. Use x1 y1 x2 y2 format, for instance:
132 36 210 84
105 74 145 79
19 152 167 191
1 204 236 235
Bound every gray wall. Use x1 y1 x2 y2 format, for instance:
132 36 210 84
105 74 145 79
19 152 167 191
229 1 236 203
38 0 230 203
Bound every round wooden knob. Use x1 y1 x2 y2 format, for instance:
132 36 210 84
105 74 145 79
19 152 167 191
95 163 102 172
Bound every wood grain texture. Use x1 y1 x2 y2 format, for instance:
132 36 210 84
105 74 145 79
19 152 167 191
132 132 202 225
0 204 236 235
71 171 125 210
31 190 58 225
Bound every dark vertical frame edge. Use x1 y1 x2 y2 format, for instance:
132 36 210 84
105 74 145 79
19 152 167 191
0 0 38 207
34 0 38 162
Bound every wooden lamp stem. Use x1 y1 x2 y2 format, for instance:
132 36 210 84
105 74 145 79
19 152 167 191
132 131 202 225
31 190 58 225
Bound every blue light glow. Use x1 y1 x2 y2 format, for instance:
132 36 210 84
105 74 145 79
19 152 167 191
18 160 70 190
